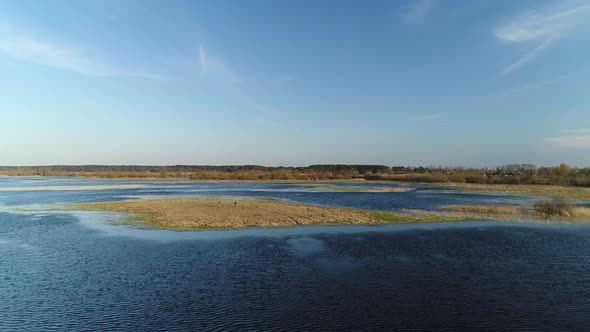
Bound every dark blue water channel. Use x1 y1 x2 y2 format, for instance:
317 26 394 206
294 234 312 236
1 177 590 331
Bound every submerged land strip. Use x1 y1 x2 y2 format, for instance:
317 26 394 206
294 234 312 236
0 184 154 191
70 198 590 231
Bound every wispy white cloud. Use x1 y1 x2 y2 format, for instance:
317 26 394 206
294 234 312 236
495 0 590 74
198 46 239 82
545 134 590 149
402 0 434 25
495 1 590 42
0 35 166 80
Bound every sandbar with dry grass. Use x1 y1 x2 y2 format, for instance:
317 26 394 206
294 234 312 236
71 198 478 230
442 203 590 220
433 183 590 201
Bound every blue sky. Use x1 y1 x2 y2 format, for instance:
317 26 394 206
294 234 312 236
1 0 589 167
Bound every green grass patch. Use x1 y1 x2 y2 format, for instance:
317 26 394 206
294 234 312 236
367 210 474 224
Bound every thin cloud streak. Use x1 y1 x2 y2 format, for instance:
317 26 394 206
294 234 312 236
0 36 166 80
494 0 590 42
500 38 553 75
501 69 587 95
495 0 590 74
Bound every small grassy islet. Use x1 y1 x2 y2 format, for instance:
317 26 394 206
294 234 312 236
70 198 480 231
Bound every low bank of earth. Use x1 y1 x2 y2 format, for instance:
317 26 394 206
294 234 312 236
71 198 482 231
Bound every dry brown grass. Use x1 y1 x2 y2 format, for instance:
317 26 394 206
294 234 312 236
442 205 523 215
74 199 379 229
572 207 590 218
443 203 590 220
70 198 590 231
72 198 474 230
436 183 590 201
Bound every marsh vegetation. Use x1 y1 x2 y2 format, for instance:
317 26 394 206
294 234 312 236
443 200 590 220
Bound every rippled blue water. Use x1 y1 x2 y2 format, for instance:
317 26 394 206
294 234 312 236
1 177 590 331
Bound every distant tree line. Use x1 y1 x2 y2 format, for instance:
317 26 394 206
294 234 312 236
307 164 390 174
1 163 589 187
368 163 590 187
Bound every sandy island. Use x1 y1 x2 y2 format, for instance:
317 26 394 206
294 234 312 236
70 199 590 231
71 198 475 230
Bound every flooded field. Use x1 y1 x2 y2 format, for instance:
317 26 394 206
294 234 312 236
1 177 590 330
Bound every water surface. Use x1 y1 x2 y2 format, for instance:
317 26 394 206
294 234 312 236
1 177 589 331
